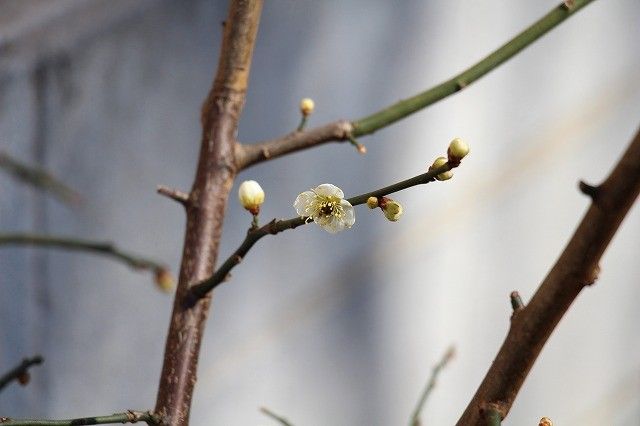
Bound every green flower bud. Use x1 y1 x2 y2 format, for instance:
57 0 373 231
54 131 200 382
430 156 453 181
448 137 469 161
366 197 379 209
382 199 403 222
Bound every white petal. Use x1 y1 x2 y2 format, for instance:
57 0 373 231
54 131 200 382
294 191 316 217
314 183 344 199
320 217 344 234
340 200 355 227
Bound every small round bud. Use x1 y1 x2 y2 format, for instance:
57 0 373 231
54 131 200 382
300 98 315 116
430 156 453 181
238 180 265 214
356 143 367 154
539 417 553 426
154 267 175 293
366 197 379 209
382 199 403 222
448 137 469 162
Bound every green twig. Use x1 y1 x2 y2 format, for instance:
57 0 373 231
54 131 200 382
189 162 454 301
409 346 456 426
0 356 44 392
0 410 159 425
237 0 597 170
352 0 596 136
260 407 294 426
0 152 82 206
296 116 308 132
0 233 167 276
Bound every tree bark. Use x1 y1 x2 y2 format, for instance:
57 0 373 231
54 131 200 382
154 2 263 425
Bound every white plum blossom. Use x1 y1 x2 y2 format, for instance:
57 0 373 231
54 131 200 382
238 180 265 213
294 184 355 234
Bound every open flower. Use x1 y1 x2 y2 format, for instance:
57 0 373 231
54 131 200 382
294 184 355 233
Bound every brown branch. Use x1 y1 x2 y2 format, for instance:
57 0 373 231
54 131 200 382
0 355 43 392
457 126 640 425
154 1 263 425
0 410 159 425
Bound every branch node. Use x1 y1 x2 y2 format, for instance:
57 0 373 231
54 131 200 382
563 0 576 10
157 185 190 206
578 180 599 200
455 79 468 91
583 264 600 287
510 291 525 312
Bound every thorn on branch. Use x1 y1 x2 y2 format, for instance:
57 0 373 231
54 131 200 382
510 291 525 312
157 185 190 206
578 180 599 200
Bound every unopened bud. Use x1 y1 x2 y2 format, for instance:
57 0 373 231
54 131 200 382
430 157 453 181
366 197 379 209
300 98 315 116
382 199 403 222
238 180 265 214
17 372 30 386
154 267 175 293
448 137 469 162
539 417 553 426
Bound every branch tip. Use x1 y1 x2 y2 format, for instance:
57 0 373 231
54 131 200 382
510 291 525 312
578 180 599 200
157 185 190 205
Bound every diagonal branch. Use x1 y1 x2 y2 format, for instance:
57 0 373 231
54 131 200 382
0 151 82 206
456 125 640 425
0 410 159 426
0 355 43 392
235 0 597 170
260 407 294 426
409 346 456 426
189 162 455 301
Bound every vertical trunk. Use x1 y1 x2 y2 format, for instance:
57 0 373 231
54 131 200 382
154 1 263 425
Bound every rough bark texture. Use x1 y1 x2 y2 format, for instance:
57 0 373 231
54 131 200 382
154 1 263 425
457 126 640 425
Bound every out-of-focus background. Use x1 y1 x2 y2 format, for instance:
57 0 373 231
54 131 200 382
1 1 639 424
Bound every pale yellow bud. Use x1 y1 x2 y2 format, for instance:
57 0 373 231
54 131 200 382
382 200 403 222
154 267 175 293
448 137 469 161
366 197 379 209
300 98 315 116
430 156 453 181
539 417 553 426
238 180 265 214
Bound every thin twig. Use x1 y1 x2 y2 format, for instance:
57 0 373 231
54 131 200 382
409 345 456 426
0 151 82 206
189 162 454 301
235 0 597 170
0 410 159 426
0 356 43 392
0 233 168 278
457 126 640 425
260 407 294 426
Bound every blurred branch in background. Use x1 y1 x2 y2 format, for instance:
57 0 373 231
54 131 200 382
0 355 43 393
457 126 640 424
409 345 456 426
235 0 597 170
0 410 159 426
0 151 82 206
0 233 173 292
260 407 294 426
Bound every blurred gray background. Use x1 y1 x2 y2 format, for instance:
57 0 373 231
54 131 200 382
1 0 639 424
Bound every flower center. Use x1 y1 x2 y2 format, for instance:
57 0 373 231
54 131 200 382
319 199 343 218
